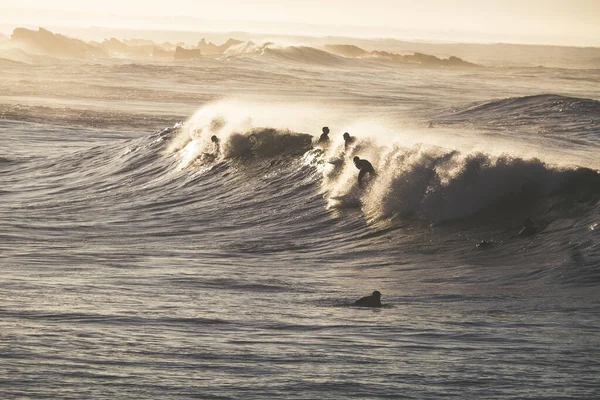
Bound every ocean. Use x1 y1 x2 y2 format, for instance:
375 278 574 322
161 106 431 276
1 41 599 399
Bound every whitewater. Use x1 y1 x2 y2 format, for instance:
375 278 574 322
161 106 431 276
1 41 600 399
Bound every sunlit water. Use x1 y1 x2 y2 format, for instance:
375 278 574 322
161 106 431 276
1 53 599 399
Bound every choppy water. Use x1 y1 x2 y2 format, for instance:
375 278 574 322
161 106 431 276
1 50 600 399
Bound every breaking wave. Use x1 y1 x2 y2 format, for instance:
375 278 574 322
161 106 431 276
161 100 600 226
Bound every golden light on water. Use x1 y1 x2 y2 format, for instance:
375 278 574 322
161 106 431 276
1 0 599 46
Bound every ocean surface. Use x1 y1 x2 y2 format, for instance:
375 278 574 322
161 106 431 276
1 46 600 399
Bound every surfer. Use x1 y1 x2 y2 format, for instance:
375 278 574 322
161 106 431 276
353 156 375 188
211 135 220 157
518 217 536 237
318 126 330 144
343 132 356 150
355 290 382 307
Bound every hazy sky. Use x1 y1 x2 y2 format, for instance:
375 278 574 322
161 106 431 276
2 0 599 46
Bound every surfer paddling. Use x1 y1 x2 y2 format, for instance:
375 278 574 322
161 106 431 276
355 290 382 307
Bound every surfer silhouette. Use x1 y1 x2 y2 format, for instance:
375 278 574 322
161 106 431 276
353 156 375 188
343 132 356 150
355 290 382 307
518 217 536 237
211 135 220 157
318 126 330 144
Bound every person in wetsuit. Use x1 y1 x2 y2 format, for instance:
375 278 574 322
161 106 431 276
211 135 220 157
353 156 375 188
318 126 330 144
355 290 382 307
343 132 356 150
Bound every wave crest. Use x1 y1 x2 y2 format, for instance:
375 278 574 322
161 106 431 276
325 144 600 223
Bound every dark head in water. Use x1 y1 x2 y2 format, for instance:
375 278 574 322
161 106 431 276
355 290 382 307
318 126 330 144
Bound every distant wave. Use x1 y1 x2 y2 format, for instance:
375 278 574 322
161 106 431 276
446 94 600 120
0 103 185 131
2 27 479 68
437 94 600 145
261 46 348 66
218 41 350 66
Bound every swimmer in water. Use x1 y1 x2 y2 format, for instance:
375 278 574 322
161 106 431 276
355 290 382 307
343 132 356 150
353 156 375 188
318 126 330 144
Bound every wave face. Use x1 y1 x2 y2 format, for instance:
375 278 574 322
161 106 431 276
333 145 599 223
136 98 600 288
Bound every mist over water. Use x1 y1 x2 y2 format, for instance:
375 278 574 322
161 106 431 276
1 30 600 399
